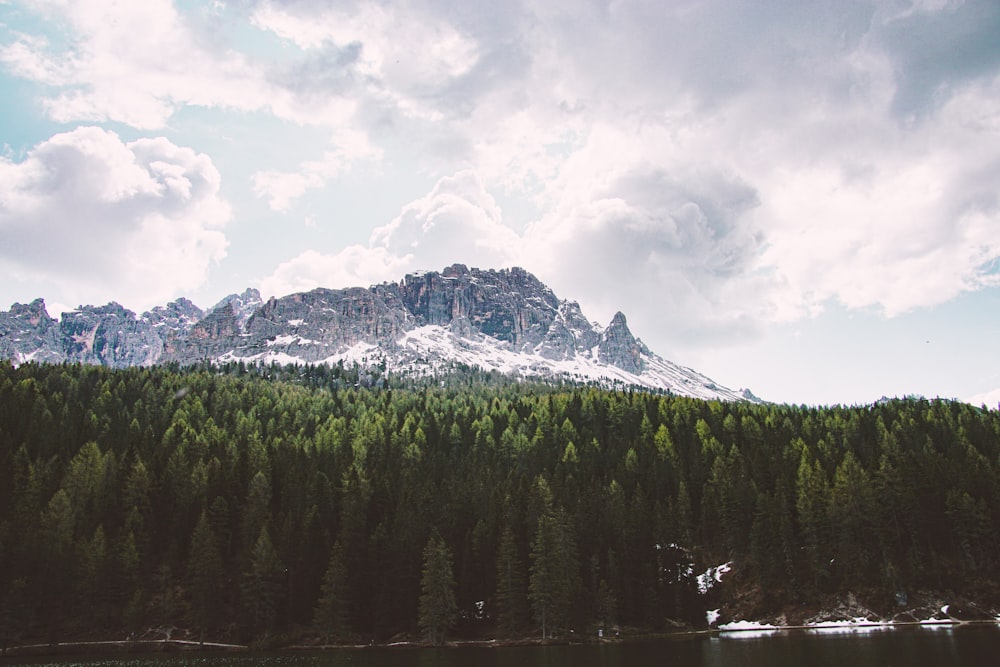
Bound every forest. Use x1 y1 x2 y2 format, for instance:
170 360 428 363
1 360 999 649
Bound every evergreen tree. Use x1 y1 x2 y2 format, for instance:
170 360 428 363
795 448 830 589
418 533 458 646
41 489 75 640
1 363 1000 644
528 509 578 638
494 524 528 636
830 451 877 583
187 511 224 645
77 525 111 627
313 542 350 644
595 577 618 633
241 526 285 639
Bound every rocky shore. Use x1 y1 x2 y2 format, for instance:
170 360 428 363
711 590 1000 633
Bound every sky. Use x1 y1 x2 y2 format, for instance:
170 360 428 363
1 0 999 407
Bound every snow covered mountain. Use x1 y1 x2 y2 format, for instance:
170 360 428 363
0 265 758 402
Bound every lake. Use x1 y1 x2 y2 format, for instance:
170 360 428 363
4 626 1000 667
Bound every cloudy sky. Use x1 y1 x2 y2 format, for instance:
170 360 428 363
1 0 999 406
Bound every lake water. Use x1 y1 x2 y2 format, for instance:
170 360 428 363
5 626 1000 667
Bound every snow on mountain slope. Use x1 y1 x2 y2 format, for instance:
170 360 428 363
227 321 754 401
395 324 753 400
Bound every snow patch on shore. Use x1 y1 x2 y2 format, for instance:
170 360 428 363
806 618 891 634
718 620 780 637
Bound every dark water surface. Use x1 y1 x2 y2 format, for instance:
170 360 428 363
5 626 1000 667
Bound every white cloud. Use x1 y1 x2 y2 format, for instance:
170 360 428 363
252 129 382 212
0 0 358 128
966 388 1000 409
258 163 765 347
0 126 230 309
5 0 1000 362
755 69 1000 320
477 0 1000 337
522 151 768 342
251 0 480 95
257 246 410 300
371 170 521 267
1 0 260 128
258 169 521 297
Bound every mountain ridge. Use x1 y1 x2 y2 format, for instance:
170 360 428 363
0 264 758 402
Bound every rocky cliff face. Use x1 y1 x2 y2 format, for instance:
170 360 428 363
59 303 161 366
0 298 64 365
237 286 413 363
598 311 647 375
0 265 756 401
1 299 194 367
385 265 561 349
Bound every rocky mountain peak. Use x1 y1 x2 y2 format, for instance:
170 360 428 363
390 265 560 349
0 298 62 364
59 302 165 366
0 266 757 401
598 311 647 375
144 298 204 327
210 288 263 329
9 297 53 323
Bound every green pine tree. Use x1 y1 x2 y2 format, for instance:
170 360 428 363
418 533 458 646
494 524 528 636
529 509 578 638
313 541 350 644
241 526 285 639
188 511 224 645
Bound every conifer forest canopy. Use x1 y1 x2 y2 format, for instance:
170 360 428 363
1 361 999 647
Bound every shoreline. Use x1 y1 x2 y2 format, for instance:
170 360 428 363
6 618 1000 659
1 639 247 658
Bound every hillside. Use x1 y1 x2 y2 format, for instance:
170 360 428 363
1 362 998 648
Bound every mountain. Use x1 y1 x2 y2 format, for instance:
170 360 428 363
0 265 757 401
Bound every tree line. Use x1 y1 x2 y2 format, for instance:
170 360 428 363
0 361 998 648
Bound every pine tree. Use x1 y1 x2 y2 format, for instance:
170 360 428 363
529 513 556 639
41 489 75 641
494 524 528 636
313 541 350 644
418 533 457 646
241 526 285 639
528 510 578 638
188 511 224 645
78 525 112 627
595 578 618 633
795 447 830 589
830 451 877 583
